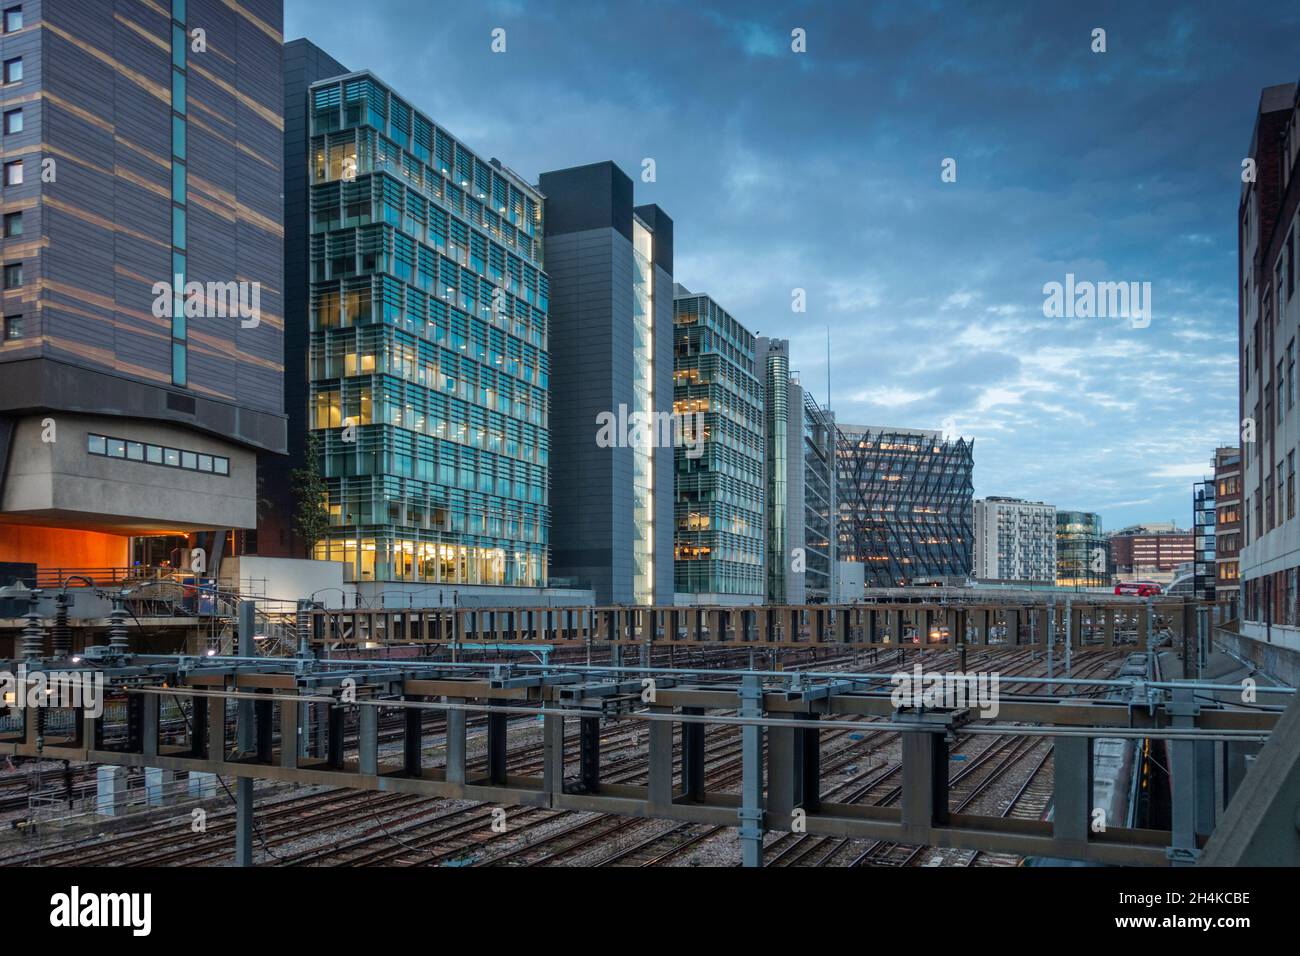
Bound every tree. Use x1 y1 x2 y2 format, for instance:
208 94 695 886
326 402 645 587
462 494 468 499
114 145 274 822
290 432 330 558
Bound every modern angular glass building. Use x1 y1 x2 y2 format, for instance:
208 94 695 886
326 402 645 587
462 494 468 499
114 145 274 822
301 70 549 588
836 425 974 587
0 0 286 575
672 286 763 602
758 338 838 603
1055 510 1108 589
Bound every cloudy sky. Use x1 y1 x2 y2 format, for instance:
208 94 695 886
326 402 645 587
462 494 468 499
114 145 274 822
287 0 1300 532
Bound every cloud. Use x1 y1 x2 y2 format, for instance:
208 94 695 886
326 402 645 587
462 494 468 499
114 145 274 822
283 0 1300 532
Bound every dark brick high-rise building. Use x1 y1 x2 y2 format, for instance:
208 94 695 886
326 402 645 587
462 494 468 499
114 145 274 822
0 0 285 576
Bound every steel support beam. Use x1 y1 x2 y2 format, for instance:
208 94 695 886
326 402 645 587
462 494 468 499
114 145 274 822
682 706 706 802
1052 734 1092 845
579 715 600 793
487 705 508 786
542 713 565 795
403 704 423 777
739 674 764 868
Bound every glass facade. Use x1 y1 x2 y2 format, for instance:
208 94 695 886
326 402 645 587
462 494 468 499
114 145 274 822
763 346 789 602
837 426 974 586
1055 510 1108 589
307 73 548 586
801 393 837 601
672 291 763 597
1193 479 1216 601
631 220 655 603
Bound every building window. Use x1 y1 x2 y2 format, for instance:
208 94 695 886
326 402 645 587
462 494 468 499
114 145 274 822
1291 341 1297 410
2 262 20 289
2 211 20 237
171 342 187 386
172 207 186 249
1290 231 1297 300
2 314 21 339
2 107 20 134
1290 453 1296 521
3 7 20 32
172 24 186 70
1279 359 1286 423
87 432 228 476
1280 463 1287 528
3 160 21 185
3 57 21 83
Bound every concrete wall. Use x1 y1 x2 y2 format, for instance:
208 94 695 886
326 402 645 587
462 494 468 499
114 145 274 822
1217 626 1300 687
220 555 354 608
1 413 257 531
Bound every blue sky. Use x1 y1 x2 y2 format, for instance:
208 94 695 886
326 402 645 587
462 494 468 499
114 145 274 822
286 0 1300 532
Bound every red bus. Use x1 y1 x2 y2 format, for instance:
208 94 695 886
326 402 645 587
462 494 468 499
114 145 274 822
1114 580 1162 597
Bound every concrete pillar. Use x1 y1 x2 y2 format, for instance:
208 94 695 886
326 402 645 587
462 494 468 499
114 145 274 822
96 765 128 816
542 713 565 796
647 706 673 808
234 777 253 866
187 770 218 799
446 701 467 786
144 767 175 807
358 705 378 776
280 700 300 770
900 725 948 841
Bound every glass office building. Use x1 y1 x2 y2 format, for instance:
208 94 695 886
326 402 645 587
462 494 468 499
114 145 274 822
305 71 549 586
672 287 764 600
837 426 974 587
758 338 838 603
1055 510 1108 589
538 163 675 606
1193 479 1217 601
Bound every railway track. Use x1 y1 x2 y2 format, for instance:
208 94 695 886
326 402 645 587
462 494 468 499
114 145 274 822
0 645 1126 867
